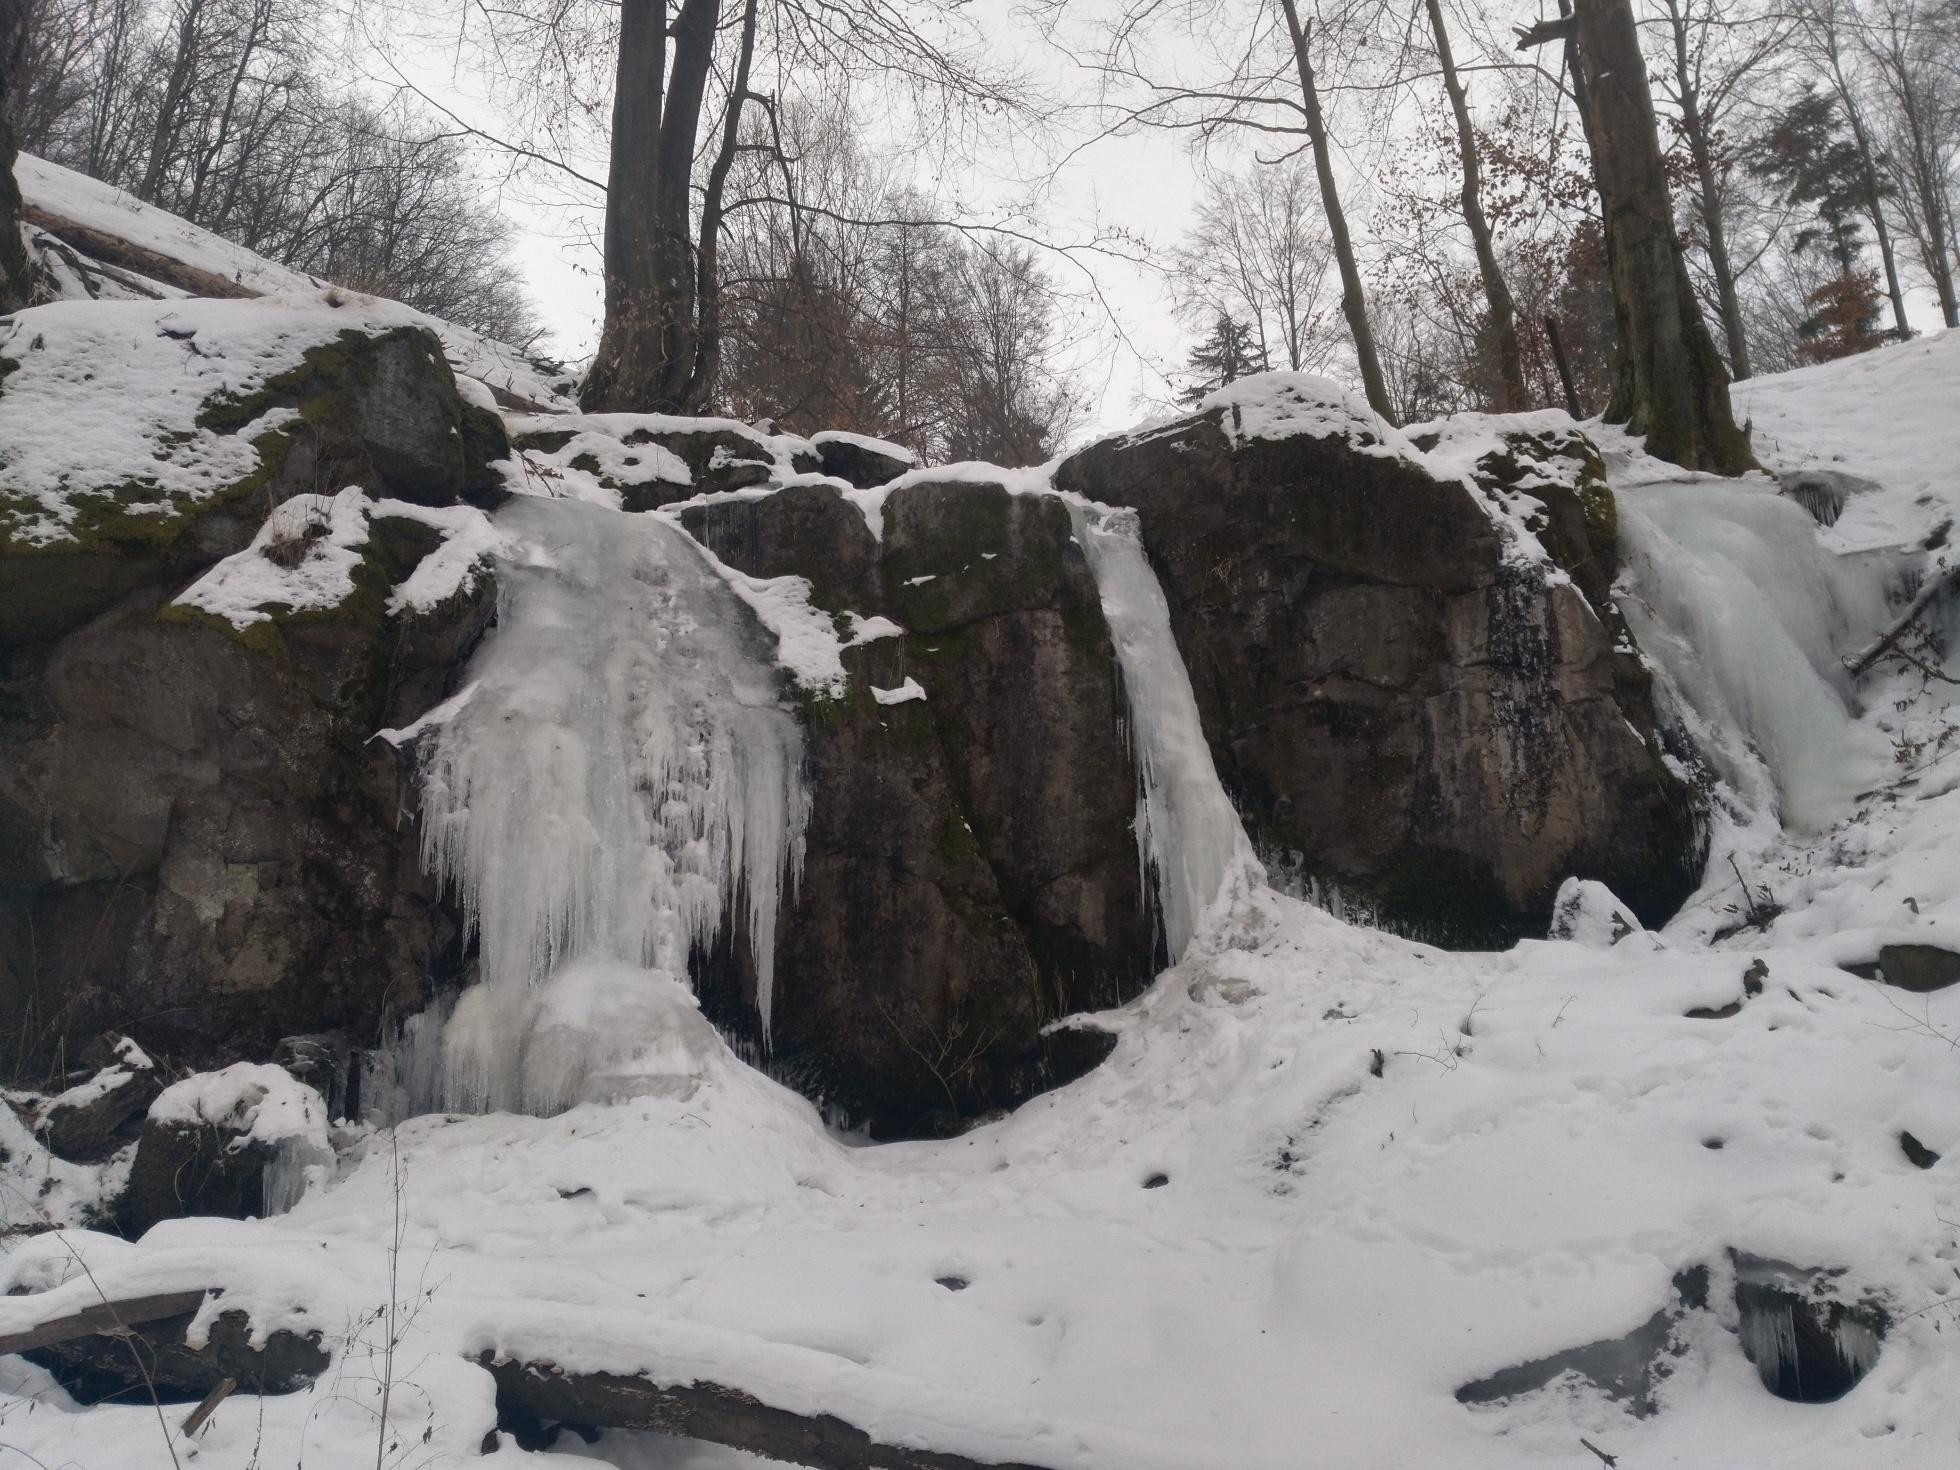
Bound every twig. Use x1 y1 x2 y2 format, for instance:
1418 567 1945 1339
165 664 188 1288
1580 1437 1619 1468
1846 564 1960 679
179 1377 236 1439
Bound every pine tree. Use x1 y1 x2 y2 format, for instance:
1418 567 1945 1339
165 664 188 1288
1180 313 1269 406
1748 89 1890 362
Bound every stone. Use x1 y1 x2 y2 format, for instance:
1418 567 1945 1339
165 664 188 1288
1547 878 1642 948
1 324 499 1087
812 430 915 488
683 478 1155 1136
1054 404 1702 945
30 1034 159 1162
1456 1266 1708 1418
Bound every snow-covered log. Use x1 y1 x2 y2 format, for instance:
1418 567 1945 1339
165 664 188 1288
480 1354 1062 1470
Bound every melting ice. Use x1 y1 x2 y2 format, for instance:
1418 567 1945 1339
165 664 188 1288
399 497 808 1116
1615 479 1896 829
1067 500 1259 960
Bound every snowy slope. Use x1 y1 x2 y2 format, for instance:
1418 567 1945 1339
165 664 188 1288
13 153 578 412
3 325 1958 1470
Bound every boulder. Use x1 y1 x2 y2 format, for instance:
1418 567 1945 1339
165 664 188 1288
117 1064 331 1234
1055 380 1702 945
1 309 500 1085
1547 878 1642 949
29 1034 159 1162
681 479 1151 1135
812 429 915 488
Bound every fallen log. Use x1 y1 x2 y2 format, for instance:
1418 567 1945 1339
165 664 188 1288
1 1289 327 1405
23 204 269 300
0 1290 211 1356
480 1354 1062 1470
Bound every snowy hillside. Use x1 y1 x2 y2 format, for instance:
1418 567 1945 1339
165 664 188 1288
3 320 1957 1470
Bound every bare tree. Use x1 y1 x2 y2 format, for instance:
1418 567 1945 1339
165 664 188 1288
1643 0 1793 379
1421 0 1528 408
1520 0 1753 474
1171 160 1336 374
1854 0 1959 326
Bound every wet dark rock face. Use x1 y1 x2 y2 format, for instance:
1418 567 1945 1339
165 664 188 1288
682 480 1152 1137
1 326 496 1081
1055 406 1703 945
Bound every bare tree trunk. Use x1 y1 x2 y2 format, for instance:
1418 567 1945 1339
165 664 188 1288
679 0 759 409
0 0 35 311
1661 0 1751 379
583 0 730 412
1277 0 1393 421
1565 0 1753 474
582 0 670 412
1899 102 1959 327
1424 0 1528 410
140 0 209 206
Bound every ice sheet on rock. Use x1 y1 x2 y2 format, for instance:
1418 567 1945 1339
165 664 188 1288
1615 478 1896 828
1065 499 1259 961
409 497 809 1111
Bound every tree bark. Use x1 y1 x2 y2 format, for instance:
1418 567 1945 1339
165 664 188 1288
1424 0 1528 410
582 0 670 412
1567 0 1753 474
1662 0 1751 379
679 0 759 409
1277 0 1394 422
0 0 35 310
583 0 731 412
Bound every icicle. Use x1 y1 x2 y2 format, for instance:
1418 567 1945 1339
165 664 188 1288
1066 500 1259 960
1615 481 1896 828
404 497 808 1115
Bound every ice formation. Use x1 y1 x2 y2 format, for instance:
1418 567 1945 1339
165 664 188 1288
1066 500 1259 960
407 497 809 1114
1614 479 1898 827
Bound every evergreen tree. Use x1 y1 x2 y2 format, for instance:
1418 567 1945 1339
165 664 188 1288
1180 313 1269 406
1748 89 1891 362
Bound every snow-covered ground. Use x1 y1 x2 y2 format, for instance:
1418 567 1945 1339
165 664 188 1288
4 307 1959 1469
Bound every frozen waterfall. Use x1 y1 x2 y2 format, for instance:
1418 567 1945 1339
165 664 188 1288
1068 500 1259 961
396 497 808 1116
1615 478 1896 829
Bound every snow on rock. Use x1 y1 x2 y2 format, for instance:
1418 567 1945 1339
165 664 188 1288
690 542 850 699
1192 370 1410 457
172 486 504 628
1546 878 1646 948
16 152 576 411
149 1063 329 1149
870 677 926 705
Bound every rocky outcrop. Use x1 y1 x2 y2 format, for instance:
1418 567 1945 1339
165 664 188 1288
1055 385 1702 944
1 308 501 1083
682 479 1155 1136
